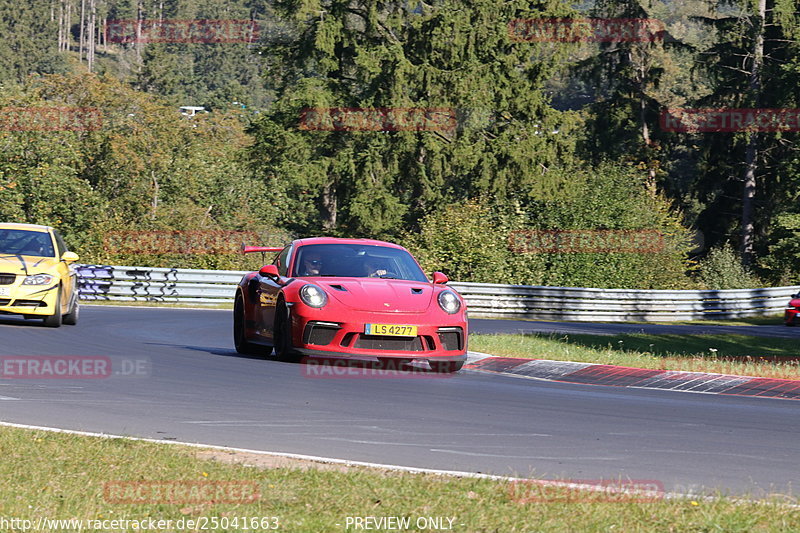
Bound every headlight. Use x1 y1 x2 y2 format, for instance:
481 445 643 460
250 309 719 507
299 284 328 308
22 274 55 285
438 290 461 314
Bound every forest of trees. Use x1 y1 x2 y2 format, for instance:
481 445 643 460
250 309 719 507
0 0 798 289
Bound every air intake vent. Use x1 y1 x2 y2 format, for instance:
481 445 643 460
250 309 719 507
437 327 464 351
0 274 15 285
12 300 47 308
328 284 347 292
411 288 423 294
354 335 424 352
303 321 341 346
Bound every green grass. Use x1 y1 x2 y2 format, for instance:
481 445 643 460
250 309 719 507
474 314 787 327
1 425 798 532
632 315 786 327
470 333 800 379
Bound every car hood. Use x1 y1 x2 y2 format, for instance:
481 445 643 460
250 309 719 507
790 298 800 308
0 254 59 275
316 278 435 312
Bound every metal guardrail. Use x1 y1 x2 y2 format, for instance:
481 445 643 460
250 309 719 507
76 265 799 322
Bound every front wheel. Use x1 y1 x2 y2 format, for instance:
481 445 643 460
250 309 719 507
63 296 79 326
234 293 261 355
273 304 299 363
430 360 464 373
42 286 63 328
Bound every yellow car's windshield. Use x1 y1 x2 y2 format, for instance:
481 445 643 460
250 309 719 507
0 229 56 257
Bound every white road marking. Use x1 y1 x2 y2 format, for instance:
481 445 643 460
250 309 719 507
0 395 19 400
318 437 551 447
430 448 622 459
182 419 377 426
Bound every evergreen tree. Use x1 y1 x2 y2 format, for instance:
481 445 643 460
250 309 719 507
249 0 583 238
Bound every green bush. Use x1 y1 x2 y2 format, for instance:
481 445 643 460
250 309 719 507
402 199 542 284
760 213 800 285
404 162 697 289
698 245 763 289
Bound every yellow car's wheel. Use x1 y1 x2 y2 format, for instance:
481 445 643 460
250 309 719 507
63 296 79 326
43 286 63 328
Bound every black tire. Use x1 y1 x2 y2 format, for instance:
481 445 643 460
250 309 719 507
43 286 63 328
430 360 464 373
234 293 261 355
273 303 299 363
63 295 79 325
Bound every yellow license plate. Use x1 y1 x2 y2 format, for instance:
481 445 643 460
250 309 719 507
364 324 417 337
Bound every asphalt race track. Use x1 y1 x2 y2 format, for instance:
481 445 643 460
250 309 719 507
1 306 799 498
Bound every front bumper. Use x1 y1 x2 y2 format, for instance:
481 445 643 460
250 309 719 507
289 306 468 361
785 308 799 326
0 283 59 316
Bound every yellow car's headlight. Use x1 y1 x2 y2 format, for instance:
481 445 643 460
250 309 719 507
22 274 55 285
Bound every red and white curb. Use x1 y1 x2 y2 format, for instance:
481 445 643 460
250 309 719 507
464 352 800 400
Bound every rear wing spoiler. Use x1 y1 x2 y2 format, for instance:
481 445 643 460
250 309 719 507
241 244 283 255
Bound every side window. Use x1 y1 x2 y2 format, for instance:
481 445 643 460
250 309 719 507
275 247 291 276
53 230 68 257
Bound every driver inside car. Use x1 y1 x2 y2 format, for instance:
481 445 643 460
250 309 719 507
300 251 323 276
363 257 389 278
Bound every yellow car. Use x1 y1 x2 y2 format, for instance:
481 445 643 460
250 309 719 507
0 223 80 327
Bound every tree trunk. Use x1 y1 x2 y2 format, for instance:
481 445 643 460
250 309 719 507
88 0 96 72
321 182 338 230
79 0 86 61
57 0 64 51
151 171 159 220
66 1 72 52
740 0 767 267
640 94 657 196
135 0 144 62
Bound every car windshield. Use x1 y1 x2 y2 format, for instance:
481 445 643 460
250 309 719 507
0 229 55 257
292 244 428 282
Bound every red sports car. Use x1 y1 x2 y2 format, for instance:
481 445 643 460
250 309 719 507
786 292 800 326
233 238 467 372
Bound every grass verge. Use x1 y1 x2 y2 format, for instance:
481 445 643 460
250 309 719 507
473 314 787 327
1 425 798 532
469 333 800 379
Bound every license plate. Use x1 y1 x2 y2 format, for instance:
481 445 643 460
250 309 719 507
364 324 417 337
0 287 9 296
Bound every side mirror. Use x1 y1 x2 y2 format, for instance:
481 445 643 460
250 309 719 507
61 251 79 263
259 264 281 280
432 271 449 285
